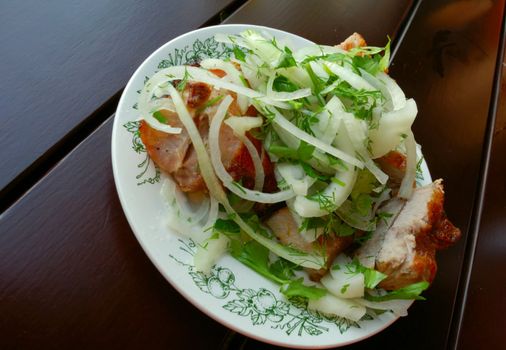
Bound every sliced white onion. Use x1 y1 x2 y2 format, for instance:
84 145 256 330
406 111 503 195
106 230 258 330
309 61 330 81
161 178 211 243
338 189 394 230
276 66 313 89
321 79 341 95
224 116 263 135
272 123 342 174
268 106 364 168
293 166 357 217
399 130 417 199
360 69 406 111
315 96 342 144
324 61 376 91
369 98 418 159
294 45 346 63
200 58 249 113
276 162 315 196
266 73 312 101
336 200 376 232
308 294 366 322
355 299 413 317
239 55 267 91
140 66 293 125
203 197 220 231
194 233 230 275
321 272 365 299
209 96 295 204
240 135 264 191
166 83 228 204
240 29 284 68
363 156 389 185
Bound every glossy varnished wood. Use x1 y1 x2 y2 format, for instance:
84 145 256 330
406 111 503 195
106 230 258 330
457 45 506 349
0 0 239 196
2 0 506 349
224 0 413 46
0 119 229 349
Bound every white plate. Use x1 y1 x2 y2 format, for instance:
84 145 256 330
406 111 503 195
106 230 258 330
112 24 431 349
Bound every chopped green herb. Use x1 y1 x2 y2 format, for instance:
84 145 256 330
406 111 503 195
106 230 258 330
301 162 332 182
376 212 394 225
196 95 224 113
297 141 315 161
276 46 297 68
229 238 324 300
176 68 192 91
152 111 167 123
351 169 378 199
354 194 373 216
269 145 298 159
307 192 337 212
329 81 383 123
231 181 247 194
342 258 387 289
292 110 319 136
304 63 325 105
331 177 346 186
233 45 246 62
272 75 299 92
280 278 327 300
365 281 430 302
354 231 373 245
213 219 241 235
287 100 304 110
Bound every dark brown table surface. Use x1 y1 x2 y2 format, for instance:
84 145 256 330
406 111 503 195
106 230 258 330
1 1 505 349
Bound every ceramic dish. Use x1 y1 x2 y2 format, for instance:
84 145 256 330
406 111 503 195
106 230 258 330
111 24 431 349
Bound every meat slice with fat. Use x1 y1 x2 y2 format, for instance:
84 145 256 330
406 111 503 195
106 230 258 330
265 207 353 282
356 179 461 290
139 82 276 194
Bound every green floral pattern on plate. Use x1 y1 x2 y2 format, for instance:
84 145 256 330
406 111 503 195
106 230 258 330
170 238 370 336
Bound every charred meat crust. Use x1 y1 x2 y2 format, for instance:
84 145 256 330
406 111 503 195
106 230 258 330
375 180 461 290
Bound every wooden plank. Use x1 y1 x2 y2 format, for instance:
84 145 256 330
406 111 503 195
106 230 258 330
224 0 413 46
456 36 506 349
0 118 229 348
0 0 241 195
2 0 504 349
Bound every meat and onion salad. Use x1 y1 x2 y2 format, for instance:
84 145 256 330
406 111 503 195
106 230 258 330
137 30 461 322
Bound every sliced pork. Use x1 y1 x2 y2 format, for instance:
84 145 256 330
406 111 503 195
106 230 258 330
139 81 276 194
139 110 190 174
338 32 367 51
356 180 461 290
265 207 353 282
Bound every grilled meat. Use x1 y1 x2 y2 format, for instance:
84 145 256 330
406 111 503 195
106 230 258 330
139 81 276 194
356 180 461 290
265 207 353 282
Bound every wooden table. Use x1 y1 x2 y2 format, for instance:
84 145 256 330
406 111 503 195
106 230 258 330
1 1 505 348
